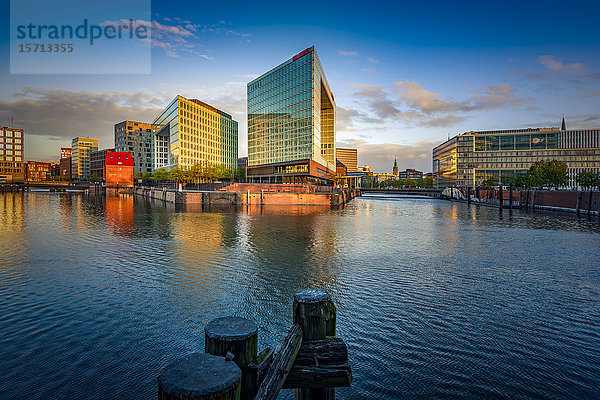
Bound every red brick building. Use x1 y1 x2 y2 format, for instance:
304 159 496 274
26 161 51 181
104 151 134 187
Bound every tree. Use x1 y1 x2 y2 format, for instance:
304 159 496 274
576 171 599 190
168 167 186 184
90 173 99 183
234 167 246 181
528 160 568 188
482 177 498 189
153 168 170 181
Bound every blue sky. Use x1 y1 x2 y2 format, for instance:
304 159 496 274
1 0 599 173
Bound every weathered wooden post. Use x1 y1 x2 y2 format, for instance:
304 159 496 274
587 190 593 215
498 185 503 210
158 353 241 400
509 184 513 209
293 289 336 400
576 191 582 215
467 187 471 204
205 317 258 399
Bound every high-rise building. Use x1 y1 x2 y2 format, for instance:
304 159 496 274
90 149 114 180
152 95 238 171
0 127 25 183
433 126 600 188
114 121 154 175
246 46 336 184
336 148 358 172
71 137 98 181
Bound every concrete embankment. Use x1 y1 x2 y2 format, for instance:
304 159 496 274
132 186 360 207
443 188 600 216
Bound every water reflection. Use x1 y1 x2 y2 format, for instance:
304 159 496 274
0 192 599 399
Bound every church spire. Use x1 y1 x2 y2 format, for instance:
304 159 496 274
393 156 398 176
561 113 566 131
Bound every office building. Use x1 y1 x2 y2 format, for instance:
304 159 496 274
71 137 98 181
114 121 154 175
0 127 24 183
59 157 72 180
90 149 114 180
152 95 238 171
238 156 248 169
104 151 134 187
336 148 358 172
433 124 600 188
26 161 51 181
399 169 423 180
246 46 336 184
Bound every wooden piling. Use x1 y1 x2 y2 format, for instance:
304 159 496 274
205 317 258 399
576 191 582 215
498 186 503 210
587 190 593 215
293 289 337 400
509 185 513 209
158 353 241 400
467 187 471 204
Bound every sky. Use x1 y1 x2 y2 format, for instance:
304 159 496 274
1 0 599 173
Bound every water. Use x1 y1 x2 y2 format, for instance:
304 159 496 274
1 192 599 399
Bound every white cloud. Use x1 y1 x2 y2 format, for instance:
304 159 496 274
337 50 359 57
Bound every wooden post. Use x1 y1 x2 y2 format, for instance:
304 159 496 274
531 190 536 210
498 186 503 210
205 317 258 399
509 185 513 209
293 289 336 400
467 187 471 204
158 353 241 400
576 191 582 215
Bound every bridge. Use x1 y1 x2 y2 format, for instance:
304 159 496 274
360 188 441 197
23 182 92 191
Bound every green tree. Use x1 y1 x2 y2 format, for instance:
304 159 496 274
482 177 498 189
234 167 246 181
90 173 99 183
153 168 170 181
168 167 186 184
528 160 568 188
576 171 599 190
422 176 433 188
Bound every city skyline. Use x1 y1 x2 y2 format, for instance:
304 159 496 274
1 0 599 173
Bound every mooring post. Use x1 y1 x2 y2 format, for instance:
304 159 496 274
509 185 513 209
467 187 471 204
205 317 258 399
576 191 582 215
158 353 241 400
499 186 503 210
293 289 336 400
588 190 593 215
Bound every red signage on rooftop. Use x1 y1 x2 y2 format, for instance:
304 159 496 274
293 48 311 61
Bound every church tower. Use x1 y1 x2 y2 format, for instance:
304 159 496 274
393 157 398 176
561 113 566 131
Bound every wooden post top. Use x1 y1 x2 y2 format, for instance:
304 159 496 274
294 289 331 304
158 353 241 397
205 316 258 341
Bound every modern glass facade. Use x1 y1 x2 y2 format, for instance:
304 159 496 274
71 137 98 181
152 96 238 171
433 127 600 188
247 46 336 183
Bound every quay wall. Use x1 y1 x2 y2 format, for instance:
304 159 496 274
132 186 360 207
451 188 600 215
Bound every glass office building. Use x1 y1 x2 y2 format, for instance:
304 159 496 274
433 127 600 188
152 96 238 171
247 46 336 184
71 137 98 181
114 121 155 175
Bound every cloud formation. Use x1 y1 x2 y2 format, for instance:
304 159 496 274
539 55 586 73
336 138 436 173
344 81 528 129
337 50 359 57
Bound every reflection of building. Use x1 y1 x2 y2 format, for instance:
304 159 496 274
26 161 51 181
114 121 155 175
247 46 335 184
90 149 114 181
104 151 134 187
0 127 25 183
71 137 98 181
433 124 600 188
336 148 358 172
152 96 238 171
399 169 423 180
